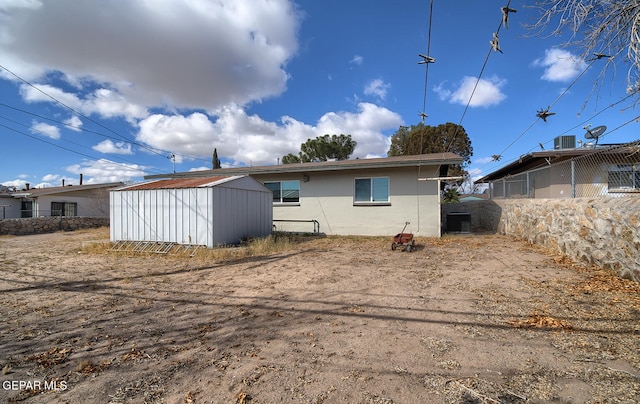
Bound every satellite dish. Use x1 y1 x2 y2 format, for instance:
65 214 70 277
584 125 606 140
584 125 606 145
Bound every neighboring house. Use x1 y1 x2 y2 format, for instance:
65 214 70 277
110 176 273 247
0 188 21 220
145 153 463 237
8 182 123 218
478 141 640 199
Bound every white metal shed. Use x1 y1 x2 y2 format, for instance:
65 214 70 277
110 175 273 248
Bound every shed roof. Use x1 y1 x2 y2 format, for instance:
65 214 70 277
116 176 245 191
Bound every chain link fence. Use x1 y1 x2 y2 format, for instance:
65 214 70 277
487 139 640 199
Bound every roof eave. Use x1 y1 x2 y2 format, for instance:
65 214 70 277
145 155 464 180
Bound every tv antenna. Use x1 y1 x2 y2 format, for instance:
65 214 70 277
583 124 606 145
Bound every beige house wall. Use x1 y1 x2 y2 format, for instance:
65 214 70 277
34 189 111 217
251 165 442 236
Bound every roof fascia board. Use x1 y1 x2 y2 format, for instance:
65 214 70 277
145 155 463 180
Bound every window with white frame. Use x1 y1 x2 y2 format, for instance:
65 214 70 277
264 180 300 203
354 177 389 204
608 164 640 191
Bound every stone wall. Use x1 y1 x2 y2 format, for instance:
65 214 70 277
442 198 640 282
0 217 110 236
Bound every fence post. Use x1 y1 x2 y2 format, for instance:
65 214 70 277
571 159 576 198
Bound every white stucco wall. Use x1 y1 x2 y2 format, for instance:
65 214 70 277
35 193 111 217
252 165 442 236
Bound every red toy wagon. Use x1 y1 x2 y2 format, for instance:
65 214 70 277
391 222 415 252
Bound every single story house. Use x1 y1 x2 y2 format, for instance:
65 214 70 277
110 175 273 247
145 153 463 237
477 142 640 199
5 181 123 219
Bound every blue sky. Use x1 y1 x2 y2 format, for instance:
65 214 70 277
1 0 638 189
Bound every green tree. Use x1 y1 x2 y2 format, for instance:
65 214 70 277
442 187 461 204
212 148 221 169
282 134 357 164
387 122 473 177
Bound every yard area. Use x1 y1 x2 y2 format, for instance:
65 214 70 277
0 228 639 403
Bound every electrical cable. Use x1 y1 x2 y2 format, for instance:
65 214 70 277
0 64 212 166
0 114 166 174
446 0 512 154
0 121 167 175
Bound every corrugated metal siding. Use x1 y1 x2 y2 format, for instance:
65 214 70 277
111 176 271 247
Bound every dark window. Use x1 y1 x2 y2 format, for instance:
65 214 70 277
21 200 33 218
608 165 640 191
51 202 78 216
264 181 300 203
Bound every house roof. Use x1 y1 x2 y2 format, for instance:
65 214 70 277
145 153 463 180
477 145 629 182
117 176 243 191
11 182 124 198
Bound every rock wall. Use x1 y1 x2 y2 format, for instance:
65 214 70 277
0 217 110 236
442 198 640 282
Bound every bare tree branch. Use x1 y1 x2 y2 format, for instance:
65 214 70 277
526 1 640 96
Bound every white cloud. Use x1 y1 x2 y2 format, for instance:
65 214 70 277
20 84 148 122
364 78 390 100
435 75 507 108
66 159 148 183
2 179 27 188
92 140 134 155
533 48 587 82
2 0 301 113
64 115 83 131
350 55 363 65
42 174 60 182
136 102 403 167
30 121 60 139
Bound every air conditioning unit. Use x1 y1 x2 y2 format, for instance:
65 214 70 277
554 135 576 149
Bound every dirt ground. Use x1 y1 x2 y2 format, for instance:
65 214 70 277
0 228 639 404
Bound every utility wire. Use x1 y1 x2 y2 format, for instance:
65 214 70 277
0 63 212 166
492 57 598 160
0 101 212 166
477 94 637 174
0 121 167 175
524 93 635 154
0 114 165 174
421 0 434 121
446 0 511 153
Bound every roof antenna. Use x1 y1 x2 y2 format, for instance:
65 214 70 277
583 124 607 145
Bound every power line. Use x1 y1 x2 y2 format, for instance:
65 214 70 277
477 94 638 174
492 58 598 159
0 121 167 175
446 0 512 153
0 64 212 166
0 114 166 174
